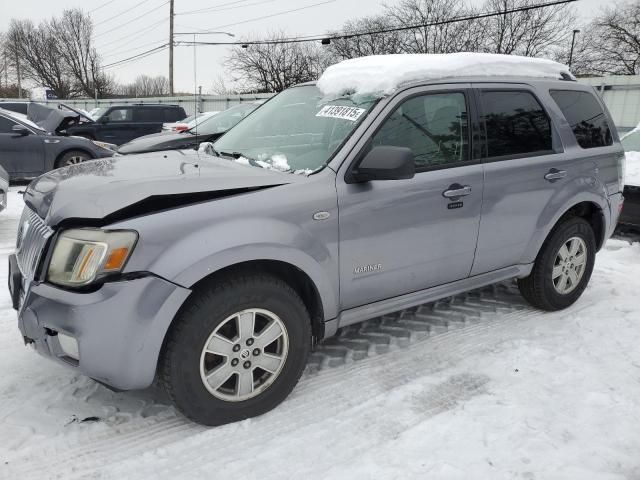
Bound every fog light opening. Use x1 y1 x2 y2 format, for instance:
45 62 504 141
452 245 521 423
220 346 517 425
58 333 80 360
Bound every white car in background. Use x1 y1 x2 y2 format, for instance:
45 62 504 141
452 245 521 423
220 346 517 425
162 111 219 132
619 127 640 227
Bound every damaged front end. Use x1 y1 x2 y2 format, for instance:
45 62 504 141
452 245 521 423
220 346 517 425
27 102 94 136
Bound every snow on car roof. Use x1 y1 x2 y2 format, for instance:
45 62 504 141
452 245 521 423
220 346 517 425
317 53 573 97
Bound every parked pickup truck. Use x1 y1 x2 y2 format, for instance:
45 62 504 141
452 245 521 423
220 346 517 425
9 53 624 426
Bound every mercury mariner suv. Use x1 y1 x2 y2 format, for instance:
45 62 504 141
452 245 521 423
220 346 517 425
9 54 624 426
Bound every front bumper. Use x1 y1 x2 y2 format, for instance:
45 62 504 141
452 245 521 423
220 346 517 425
10 254 191 390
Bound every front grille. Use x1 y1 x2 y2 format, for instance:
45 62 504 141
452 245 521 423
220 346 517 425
16 207 54 282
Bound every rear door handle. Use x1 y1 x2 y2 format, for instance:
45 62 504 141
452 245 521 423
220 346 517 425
443 184 472 199
544 168 567 182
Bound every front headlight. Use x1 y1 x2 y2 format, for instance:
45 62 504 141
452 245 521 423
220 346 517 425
91 140 118 152
47 229 138 287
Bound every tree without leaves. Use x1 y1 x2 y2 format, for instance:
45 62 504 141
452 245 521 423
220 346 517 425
116 75 171 97
326 15 405 60
384 0 486 54
225 32 331 93
585 0 640 75
7 19 73 99
480 0 576 57
51 9 110 98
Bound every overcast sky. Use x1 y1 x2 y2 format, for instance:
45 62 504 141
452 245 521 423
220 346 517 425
1 0 606 93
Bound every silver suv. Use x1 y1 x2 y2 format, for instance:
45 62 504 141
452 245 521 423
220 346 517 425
9 73 624 425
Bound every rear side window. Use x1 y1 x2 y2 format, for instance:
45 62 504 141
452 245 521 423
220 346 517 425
549 90 612 149
134 107 161 122
481 90 553 158
163 108 184 122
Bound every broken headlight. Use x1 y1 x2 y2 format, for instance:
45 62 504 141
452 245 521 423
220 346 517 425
47 229 138 287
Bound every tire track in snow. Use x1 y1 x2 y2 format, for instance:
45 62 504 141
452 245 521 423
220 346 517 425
5 283 540 479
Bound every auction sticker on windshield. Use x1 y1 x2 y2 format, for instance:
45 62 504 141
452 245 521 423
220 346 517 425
316 105 366 121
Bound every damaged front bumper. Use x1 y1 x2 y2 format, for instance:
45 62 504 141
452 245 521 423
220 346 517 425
10 253 191 390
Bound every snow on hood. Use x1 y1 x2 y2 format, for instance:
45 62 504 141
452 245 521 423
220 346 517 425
317 53 573 97
198 143 315 175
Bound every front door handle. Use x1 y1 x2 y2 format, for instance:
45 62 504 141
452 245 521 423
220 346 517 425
544 168 567 182
443 184 472 199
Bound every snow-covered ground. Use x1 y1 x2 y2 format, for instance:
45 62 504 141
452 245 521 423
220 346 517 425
1 188 640 479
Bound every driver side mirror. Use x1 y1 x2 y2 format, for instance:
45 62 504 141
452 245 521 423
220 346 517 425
11 125 30 136
347 146 415 183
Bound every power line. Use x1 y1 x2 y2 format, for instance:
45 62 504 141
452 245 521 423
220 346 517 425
103 0 577 70
90 0 119 14
208 0 336 31
181 0 578 47
94 0 155 26
96 18 166 50
103 43 168 69
176 0 256 16
177 0 277 17
94 0 169 39
102 37 167 59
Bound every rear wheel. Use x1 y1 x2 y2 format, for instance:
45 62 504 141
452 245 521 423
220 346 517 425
518 217 596 311
55 150 91 168
160 273 311 426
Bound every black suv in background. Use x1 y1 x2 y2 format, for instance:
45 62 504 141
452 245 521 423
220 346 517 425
67 104 187 145
118 102 262 155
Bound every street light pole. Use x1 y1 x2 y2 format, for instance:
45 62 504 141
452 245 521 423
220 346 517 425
568 29 580 70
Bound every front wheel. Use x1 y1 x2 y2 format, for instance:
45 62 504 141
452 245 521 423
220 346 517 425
518 217 596 311
55 150 91 168
160 273 311 426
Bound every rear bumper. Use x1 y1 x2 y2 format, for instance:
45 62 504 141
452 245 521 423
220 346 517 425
12 260 191 390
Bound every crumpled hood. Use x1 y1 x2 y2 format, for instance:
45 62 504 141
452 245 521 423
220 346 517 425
27 103 90 134
24 150 298 226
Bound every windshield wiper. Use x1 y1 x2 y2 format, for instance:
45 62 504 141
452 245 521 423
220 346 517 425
220 151 263 168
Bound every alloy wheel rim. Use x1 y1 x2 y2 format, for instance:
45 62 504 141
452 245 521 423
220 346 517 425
65 155 86 165
199 308 289 402
552 236 587 295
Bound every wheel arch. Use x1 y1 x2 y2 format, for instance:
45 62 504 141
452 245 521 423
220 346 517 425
186 259 326 342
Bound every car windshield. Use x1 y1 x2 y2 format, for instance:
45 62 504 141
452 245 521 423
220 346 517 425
188 104 257 136
212 86 377 174
89 107 108 120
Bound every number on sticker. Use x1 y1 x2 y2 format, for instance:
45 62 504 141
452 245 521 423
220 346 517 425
316 105 366 122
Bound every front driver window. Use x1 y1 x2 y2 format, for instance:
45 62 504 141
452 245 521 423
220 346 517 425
371 92 469 169
106 108 132 122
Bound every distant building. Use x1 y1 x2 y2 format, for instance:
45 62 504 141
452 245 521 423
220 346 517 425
579 75 640 134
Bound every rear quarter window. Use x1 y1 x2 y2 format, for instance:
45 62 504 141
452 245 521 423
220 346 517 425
549 90 612 149
134 108 163 122
163 108 185 122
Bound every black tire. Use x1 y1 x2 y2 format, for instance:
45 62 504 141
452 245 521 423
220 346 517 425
518 217 596 311
160 273 311 426
55 150 91 168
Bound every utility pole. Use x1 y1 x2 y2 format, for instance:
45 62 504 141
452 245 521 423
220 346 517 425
3 52 7 89
169 0 174 95
15 52 22 99
568 29 580 70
